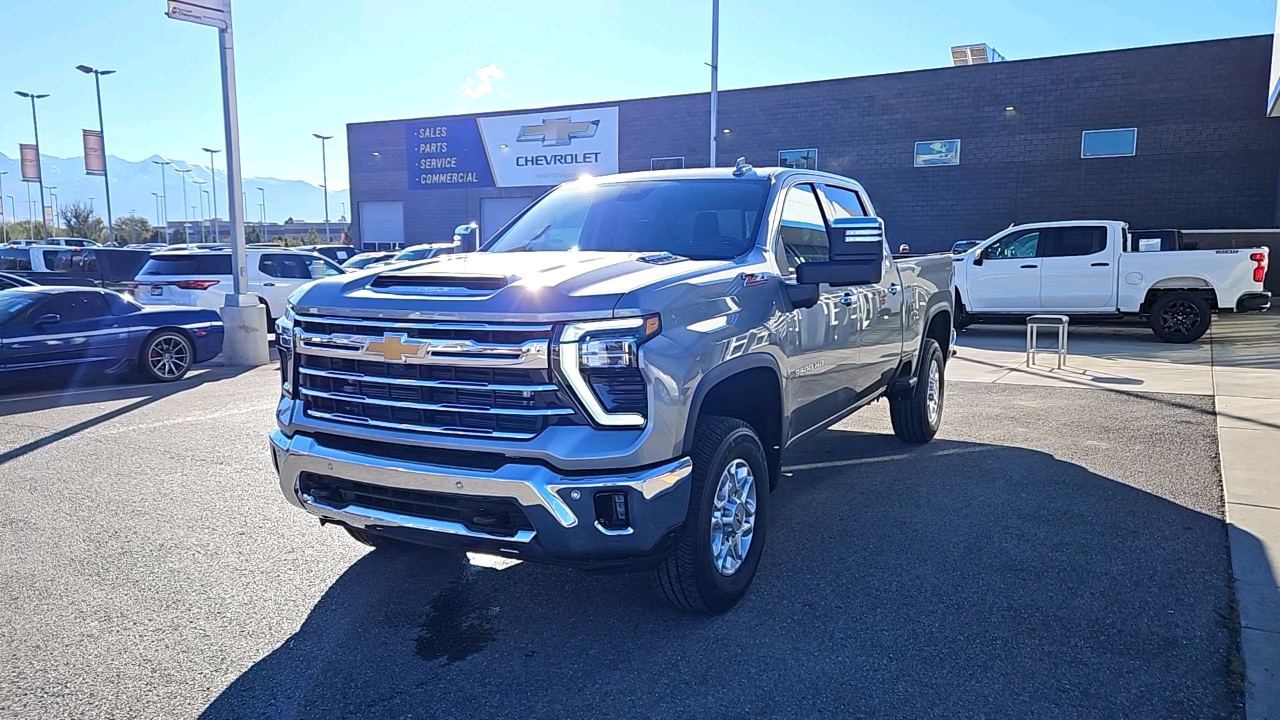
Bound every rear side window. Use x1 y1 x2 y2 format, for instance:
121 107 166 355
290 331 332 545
0 249 33 271
139 254 233 276
259 254 314 279
1043 227 1107 257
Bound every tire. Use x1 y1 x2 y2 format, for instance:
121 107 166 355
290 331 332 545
954 294 973 329
1148 291 1211 343
652 416 770 614
138 330 194 383
889 338 945 443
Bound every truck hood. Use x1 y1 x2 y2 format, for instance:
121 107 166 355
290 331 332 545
289 251 733 322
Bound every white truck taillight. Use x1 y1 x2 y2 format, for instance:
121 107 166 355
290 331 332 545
1251 252 1267 284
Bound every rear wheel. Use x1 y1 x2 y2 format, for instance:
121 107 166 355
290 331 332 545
889 339 945 443
954 294 973 329
1149 292 1211 343
652 416 770 614
138 331 193 383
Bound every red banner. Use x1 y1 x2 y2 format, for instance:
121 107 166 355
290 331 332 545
19 144 40 182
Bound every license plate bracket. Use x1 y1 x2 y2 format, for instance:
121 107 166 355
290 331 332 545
150 285 164 296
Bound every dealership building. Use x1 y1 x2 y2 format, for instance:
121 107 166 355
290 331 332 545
346 34 1280 254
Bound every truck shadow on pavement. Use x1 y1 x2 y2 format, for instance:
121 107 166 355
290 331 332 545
0 366 251 418
201 431 1258 720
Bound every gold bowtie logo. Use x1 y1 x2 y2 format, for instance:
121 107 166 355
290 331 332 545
364 333 427 362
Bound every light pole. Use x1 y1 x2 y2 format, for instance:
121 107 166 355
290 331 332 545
202 147 221 240
177 167 192 221
152 159 171 242
151 192 162 241
75 65 116 237
257 186 266 239
193 179 207 241
708 0 719 168
313 133 333 243
5 196 14 243
24 183 33 239
202 189 211 241
0 171 7 243
47 187 57 231
15 91 51 236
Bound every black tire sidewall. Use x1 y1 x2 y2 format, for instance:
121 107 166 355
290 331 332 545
140 331 193 382
920 341 945 433
689 425 770 611
1150 293 1211 343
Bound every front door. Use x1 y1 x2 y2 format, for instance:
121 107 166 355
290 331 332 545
0 291 125 379
966 228 1043 311
1037 226 1116 311
256 253 317 318
776 183 863 435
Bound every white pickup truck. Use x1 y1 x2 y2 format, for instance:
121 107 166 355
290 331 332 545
953 221 1270 342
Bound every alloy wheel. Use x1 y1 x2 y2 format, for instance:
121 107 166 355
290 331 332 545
148 336 191 379
710 458 757 576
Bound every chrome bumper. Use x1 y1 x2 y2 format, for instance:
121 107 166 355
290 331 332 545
269 430 692 546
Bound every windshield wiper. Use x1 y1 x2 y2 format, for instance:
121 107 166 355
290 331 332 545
501 223 552 253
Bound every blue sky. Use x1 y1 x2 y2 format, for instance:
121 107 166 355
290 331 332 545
0 0 1274 191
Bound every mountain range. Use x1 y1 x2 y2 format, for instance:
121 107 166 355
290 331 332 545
0 151 349 228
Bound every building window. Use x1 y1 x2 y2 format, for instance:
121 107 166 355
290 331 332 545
650 156 685 171
779 149 817 169
914 140 961 167
1081 128 1137 158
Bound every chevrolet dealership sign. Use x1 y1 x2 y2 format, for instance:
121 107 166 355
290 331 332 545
406 107 619 189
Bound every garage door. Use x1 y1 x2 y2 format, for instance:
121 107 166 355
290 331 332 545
480 197 534 247
359 201 404 251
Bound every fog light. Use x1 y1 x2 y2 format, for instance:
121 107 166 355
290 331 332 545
594 491 629 531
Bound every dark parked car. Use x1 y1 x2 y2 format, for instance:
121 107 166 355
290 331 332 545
341 251 396 270
0 286 224 385
0 272 37 290
951 240 982 254
0 246 153 291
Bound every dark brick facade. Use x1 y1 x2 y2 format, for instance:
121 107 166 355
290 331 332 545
347 34 1280 253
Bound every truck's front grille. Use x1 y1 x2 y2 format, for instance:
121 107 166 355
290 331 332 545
292 315 580 440
300 472 534 538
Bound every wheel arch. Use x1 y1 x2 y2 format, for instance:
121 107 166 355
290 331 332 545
683 354 785 490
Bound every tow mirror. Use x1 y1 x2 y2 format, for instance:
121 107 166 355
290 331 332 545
34 313 61 328
453 222 478 252
796 216 885 287
973 247 985 266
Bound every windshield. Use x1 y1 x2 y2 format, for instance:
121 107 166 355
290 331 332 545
393 247 436 262
0 292 40 325
484 179 769 260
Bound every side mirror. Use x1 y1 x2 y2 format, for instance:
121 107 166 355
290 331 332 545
795 216 885 287
34 313 61 328
453 222 478 252
972 248 985 266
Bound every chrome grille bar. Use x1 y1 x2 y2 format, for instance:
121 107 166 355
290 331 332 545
299 366 556 393
294 314 554 333
304 409 540 440
300 387 574 417
296 330 549 368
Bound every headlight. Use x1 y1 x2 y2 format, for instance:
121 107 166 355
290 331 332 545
558 315 660 427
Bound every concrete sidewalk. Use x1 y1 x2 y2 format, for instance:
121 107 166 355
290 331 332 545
952 312 1280 719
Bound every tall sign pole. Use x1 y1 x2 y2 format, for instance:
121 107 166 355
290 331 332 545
167 0 267 366
708 0 719 168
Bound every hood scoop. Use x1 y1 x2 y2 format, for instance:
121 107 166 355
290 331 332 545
369 272 509 296
637 252 686 266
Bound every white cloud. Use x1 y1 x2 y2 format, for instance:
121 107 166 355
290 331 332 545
460 63 506 100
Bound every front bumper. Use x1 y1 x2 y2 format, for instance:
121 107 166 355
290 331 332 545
1236 292 1272 313
269 430 692 566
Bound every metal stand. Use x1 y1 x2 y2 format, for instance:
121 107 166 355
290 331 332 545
1026 315 1069 369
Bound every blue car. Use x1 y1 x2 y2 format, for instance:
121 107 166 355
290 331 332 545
0 286 224 385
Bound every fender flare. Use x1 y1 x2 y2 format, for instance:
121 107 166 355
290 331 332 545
681 352 786 458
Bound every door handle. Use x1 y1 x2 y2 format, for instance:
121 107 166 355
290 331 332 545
1091 262 1110 267
839 293 856 307
887 283 901 295
1020 264 1038 269
262 282 276 287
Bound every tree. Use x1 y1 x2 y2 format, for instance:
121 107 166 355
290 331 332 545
58 201 107 241
303 228 322 245
245 225 264 244
170 225 188 245
7 220 45 241
112 215 155 245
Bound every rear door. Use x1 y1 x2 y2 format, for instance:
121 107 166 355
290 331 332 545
776 183 863 434
256 253 316 317
1037 225 1116 311
965 228 1043 311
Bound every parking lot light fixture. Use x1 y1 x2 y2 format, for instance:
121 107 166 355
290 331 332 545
76 65 116 234
313 133 333 243
15 91 51 237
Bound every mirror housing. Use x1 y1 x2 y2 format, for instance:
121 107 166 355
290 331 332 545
972 247 985 266
34 313 60 328
453 223 477 237
795 216 886 287
785 282 819 309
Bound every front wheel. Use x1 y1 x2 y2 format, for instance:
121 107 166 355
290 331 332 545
1148 292 1211 343
138 331 193 383
652 416 770 614
889 338 945 443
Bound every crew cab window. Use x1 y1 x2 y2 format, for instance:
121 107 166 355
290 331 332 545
777 184 829 275
984 230 1040 259
258 254 313 279
0 249 33 271
47 250 99 274
1043 227 1107 257
42 292 111 322
816 185 867 219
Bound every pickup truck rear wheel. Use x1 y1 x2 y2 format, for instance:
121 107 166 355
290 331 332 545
1149 292 1211 343
890 339 945 443
652 416 770 614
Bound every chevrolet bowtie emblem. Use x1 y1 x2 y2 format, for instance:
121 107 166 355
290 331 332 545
517 117 600 147
364 333 427 362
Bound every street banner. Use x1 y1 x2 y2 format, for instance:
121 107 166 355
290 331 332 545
165 0 228 29
44 205 54 226
83 130 106 176
19 144 40 182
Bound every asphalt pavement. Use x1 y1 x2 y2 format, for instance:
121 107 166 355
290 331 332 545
0 368 1241 719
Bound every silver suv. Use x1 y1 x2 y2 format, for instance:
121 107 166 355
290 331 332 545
270 166 954 612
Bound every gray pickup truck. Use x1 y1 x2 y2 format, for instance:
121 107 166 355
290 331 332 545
270 164 954 613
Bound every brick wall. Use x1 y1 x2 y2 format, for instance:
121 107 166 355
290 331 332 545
348 35 1280 253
